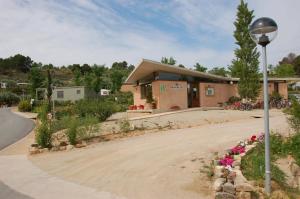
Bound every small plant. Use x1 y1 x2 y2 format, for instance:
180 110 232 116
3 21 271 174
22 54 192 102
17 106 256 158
78 115 99 139
18 99 31 112
66 118 79 145
119 118 131 133
227 96 241 105
36 122 52 148
288 99 300 132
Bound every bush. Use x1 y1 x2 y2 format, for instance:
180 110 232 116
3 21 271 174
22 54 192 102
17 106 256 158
0 92 20 106
78 115 99 139
18 99 31 112
66 118 79 145
75 99 118 122
288 99 300 132
227 96 240 105
36 122 52 148
119 118 131 133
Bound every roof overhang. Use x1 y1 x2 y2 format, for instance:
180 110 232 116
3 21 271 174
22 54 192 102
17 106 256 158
125 59 300 84
125 59 232 84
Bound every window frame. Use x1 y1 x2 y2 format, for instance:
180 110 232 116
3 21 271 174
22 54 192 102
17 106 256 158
57 91 64 99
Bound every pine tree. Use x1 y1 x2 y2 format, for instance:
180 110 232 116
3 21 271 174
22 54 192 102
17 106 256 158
229 0 260 100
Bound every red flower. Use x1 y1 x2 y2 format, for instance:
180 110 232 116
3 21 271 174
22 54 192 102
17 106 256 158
250 135 257 142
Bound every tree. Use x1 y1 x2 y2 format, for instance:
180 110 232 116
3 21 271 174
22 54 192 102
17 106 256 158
161 57 176 65
29 67 44 97
293 55 300 76
46 69 52 104
208 67 229 77
229 0 260 100
273 64 295 77
73 69 82 86
279 53 296 65
194 63 207 72
178 64 185 68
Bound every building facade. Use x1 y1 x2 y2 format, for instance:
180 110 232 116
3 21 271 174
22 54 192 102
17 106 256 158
36 86 97 102
122 59 298 111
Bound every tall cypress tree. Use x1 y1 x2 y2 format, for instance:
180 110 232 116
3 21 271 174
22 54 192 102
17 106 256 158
229 0 260 100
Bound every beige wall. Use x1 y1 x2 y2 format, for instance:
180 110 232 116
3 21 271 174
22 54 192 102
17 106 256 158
152 80 188 111
279 83 288 99
257 82 288 100
53 87 85 102
199 83 237 107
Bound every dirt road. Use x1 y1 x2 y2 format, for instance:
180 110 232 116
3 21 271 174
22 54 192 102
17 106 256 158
30 110 290 199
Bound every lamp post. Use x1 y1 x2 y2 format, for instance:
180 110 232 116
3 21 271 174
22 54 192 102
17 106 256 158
249 17 278 195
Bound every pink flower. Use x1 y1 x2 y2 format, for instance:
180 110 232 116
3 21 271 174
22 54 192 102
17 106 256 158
231 145 245 155
219 155 234 166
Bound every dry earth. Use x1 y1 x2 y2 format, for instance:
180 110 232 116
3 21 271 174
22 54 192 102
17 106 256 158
29 109 290 199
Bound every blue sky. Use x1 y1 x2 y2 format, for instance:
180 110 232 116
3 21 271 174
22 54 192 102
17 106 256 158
0 0 300 70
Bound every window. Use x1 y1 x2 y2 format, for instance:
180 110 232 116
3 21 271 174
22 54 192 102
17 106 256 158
140 84 152 99
76 89 81 94
206 87 214 96
57 91 64 98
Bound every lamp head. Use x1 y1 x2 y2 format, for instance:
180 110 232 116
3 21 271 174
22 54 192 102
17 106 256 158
249 17 278 46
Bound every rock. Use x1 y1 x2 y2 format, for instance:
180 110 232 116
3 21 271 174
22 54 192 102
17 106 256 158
51 146 60 152
59 146 67 151
234 170 248 185
213 178 226 191
82 141 87 147
233 155 241 161
66 145 74 151
245 145 255 152
215 192 236 199
40 148 49 153
227 171 237 183
270 190 289 199
233 161 241 167
222 182 235 194
29 146 39 155
234 166 240 170
236 191 251 199
51 130 68 147
235 183 254 192
215 166 225 178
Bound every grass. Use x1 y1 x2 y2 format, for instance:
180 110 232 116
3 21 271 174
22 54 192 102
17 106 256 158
241 133 300 198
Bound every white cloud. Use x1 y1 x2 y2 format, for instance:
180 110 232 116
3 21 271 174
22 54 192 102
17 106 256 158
0 0 299 70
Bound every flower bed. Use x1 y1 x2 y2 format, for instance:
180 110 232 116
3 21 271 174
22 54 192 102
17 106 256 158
213 133 264 199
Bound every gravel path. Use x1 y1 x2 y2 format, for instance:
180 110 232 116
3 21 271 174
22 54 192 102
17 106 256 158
27 110 289 199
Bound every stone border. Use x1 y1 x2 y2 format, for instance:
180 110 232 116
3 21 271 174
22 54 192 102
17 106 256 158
213 141 258 199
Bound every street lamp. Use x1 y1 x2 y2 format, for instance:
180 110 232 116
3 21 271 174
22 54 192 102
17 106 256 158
249 17 278 195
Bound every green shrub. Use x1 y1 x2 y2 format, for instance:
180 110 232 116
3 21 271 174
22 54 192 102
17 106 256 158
66 118 79 145
270 133 289 157
227 96 240 105
288 133 300 165
18 99 31 112
36 122 52 148
78 115 99 139
288 99 300 132
119 118 131 133
0 92 20 106
75 99 117 121
241 143 286 187
37 101 50 122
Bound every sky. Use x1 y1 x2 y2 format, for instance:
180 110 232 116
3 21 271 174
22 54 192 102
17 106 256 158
0 0 300 70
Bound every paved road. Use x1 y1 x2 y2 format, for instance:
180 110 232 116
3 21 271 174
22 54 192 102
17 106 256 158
0 108 34 150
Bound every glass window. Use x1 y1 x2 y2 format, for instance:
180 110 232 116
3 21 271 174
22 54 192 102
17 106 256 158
206 87 214 96
57 91 64 98
76 89 81 94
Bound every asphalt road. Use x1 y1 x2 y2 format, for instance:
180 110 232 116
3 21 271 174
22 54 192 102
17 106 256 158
0 108 34 150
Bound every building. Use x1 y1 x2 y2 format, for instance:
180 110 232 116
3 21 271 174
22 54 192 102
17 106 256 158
121 59 300 111
100 89 110 96
0 82 7 89
36 86 97 102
